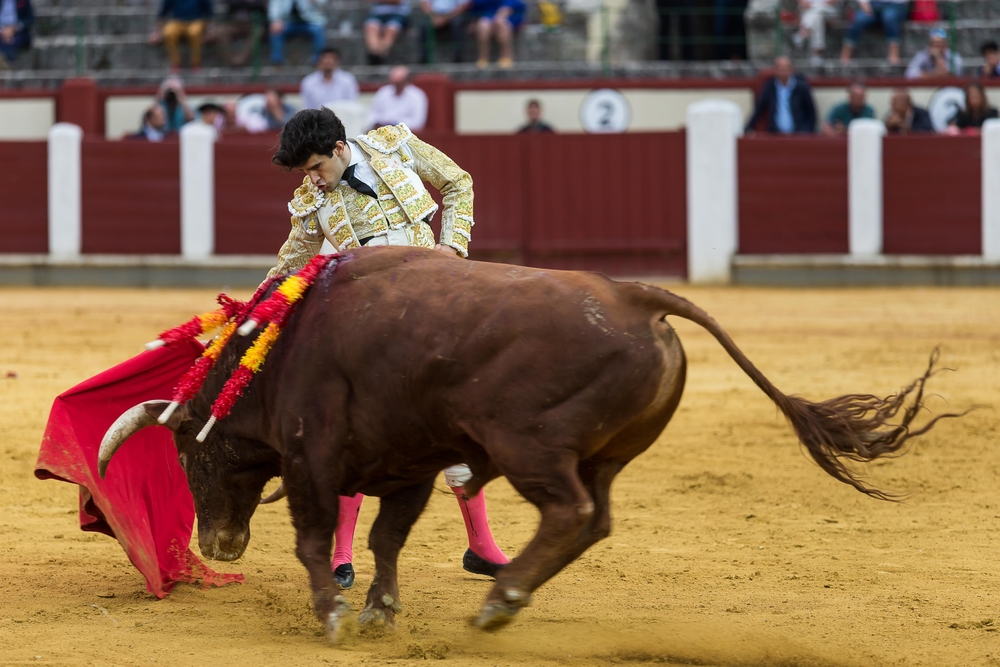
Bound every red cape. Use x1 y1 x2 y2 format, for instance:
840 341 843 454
34 341 244 597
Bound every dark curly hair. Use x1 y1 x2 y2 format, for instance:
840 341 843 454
272 108 347 170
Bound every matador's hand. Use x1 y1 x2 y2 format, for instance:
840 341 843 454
434 244 460 257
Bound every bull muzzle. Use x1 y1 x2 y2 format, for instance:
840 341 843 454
199 527 250 562
98 400 172 478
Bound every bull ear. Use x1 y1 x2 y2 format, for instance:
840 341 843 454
98 400 173 478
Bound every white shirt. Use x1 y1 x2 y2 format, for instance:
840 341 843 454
300 69 360 110
367 84 428 132
340 139 417 193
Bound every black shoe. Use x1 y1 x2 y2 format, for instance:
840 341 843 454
462 548 507 579
333 563 355 589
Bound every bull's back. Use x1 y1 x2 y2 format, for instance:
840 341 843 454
291 248 684 450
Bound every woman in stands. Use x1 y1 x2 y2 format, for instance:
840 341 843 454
947 82 999 133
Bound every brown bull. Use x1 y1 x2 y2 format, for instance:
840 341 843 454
98 247 956 642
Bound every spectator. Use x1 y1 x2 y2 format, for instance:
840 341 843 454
213 0 267 67
713 0 748 61
197 102 227 135
419 0 468 64
469 0 525 68
150 0 213 72
516 99 555 133
364 0 410 65
884 89 934 134
791 0 836 67
981 40 1000 78
128 106 168 142
839 0 907 65
947 82 998 132
300 47 359 109
268 0 327 66
744 56 817 134
905 28 963 79
157 76 195 133
0 0 33 66
822 81 874 136
368 66 428 130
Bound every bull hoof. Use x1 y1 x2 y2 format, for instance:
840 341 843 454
324 596 357 645
471 601 520 631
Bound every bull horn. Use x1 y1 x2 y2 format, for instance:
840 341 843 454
259 482 286 504
98 400 171 479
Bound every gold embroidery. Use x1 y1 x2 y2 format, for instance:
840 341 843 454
357 123 413 155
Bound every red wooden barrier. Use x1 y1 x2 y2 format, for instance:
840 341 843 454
81 140 181 254
738 136 849 254
212 132 688 277
883 135 981 255
215 136 304 256
0 142 48 253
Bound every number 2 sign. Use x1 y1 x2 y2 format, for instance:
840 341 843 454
580 89 631 134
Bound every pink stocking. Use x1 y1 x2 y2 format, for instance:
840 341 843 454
332 493 363 569
452 486 510 565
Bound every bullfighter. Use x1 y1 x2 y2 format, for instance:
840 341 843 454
267 107 509 589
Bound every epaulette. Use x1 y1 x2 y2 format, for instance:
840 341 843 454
288 176 325 219
357 123 413 155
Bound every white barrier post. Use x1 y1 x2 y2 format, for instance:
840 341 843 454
47 123 83 257
848 118 886 256
686 100 743 284
983 119 1000 261
180 123 216 258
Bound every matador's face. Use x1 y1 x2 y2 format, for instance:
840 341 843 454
298 142 350 193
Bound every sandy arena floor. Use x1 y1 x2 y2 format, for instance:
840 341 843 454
1 285 998 667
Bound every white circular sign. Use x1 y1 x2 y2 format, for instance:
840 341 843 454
927 86 965 132
580 89 631 134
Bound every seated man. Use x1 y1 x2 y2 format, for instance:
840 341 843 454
364 0 411 65
904 28 964 79
127 105 169 142
516 99 555 133
300 47 359 109
419 0 468 64
884 89 934 135
368 66 428 131
469 0 525 68
0 0 33 66
150 0 213 72
821 80 874 136
839 0 907 65
744 56 817 135
268 0 327 66
268 108 509 586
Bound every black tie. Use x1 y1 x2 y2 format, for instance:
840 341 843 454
341 164 378 199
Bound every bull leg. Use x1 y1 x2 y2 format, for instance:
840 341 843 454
472 449 595 630
524 460 623 587
285 459 355 644
358 477 436 631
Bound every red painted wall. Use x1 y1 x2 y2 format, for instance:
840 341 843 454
214 134 305 255
883 135 981 255
738 136 849 254
0 142 48 253
80 139 181 254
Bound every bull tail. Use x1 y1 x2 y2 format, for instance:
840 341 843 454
624 282 965 500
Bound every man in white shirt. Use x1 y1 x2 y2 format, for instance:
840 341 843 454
299 47 360 110
367 66 428 131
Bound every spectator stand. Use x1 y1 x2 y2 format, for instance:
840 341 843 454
746 0 1000 71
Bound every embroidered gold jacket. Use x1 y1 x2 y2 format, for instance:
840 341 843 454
267 123 474 278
